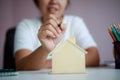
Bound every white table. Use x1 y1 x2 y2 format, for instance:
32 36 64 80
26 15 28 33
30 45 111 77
0 67 120 80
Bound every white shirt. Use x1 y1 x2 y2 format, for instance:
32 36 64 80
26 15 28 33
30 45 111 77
14 15 97 59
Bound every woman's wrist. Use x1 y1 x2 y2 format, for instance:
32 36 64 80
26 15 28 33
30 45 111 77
40 46 51 54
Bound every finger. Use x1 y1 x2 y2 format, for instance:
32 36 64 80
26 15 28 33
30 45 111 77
44 14 59 24
44 19 61 34
48 15 63 28
60 23 67 32
44 25 59 37
48 14 59 24
38 28 44 39
42 30 56 38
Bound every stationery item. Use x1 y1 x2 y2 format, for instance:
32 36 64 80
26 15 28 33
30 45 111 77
58 22 62 27
0 69 19 77
108 24 120 69
58 21 62 31
111 26 120 41
108 27 116 41
118 25 120 31
112 24 120 35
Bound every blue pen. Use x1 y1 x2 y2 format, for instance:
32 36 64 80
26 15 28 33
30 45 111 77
112 25 120 36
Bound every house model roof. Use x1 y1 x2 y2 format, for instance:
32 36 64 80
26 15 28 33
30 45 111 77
49 36 87 55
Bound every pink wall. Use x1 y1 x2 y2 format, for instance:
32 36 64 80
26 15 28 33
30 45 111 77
0 0 14 69
0 0 120 68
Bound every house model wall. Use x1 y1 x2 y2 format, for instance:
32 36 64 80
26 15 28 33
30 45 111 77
49 37 87 74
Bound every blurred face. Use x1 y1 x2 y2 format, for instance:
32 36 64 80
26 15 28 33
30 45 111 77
38 0 68 18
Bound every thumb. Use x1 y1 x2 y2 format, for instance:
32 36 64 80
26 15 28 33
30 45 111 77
60 23 67 32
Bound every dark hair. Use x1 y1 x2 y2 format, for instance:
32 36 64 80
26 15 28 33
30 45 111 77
33 0 70 7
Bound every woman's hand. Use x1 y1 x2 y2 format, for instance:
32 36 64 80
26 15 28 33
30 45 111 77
38 15 67 53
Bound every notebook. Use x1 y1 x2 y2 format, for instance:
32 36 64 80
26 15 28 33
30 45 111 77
0 69 19 77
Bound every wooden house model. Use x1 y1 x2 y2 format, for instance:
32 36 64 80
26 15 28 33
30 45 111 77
49 37 87 74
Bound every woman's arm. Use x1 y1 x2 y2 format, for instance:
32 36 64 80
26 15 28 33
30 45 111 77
15 15 66 70
85 47 100 67
15 46 99 70
15 46 51 70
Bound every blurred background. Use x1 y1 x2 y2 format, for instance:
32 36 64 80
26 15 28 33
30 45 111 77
0 0 120 69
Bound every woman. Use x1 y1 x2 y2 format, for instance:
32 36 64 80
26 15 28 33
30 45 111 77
14 0 100 70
